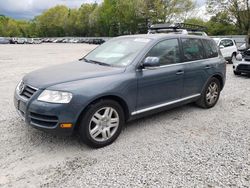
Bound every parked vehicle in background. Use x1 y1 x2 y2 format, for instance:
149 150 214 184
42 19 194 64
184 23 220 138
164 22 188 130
10 37 18 44
14 33 226 148
233 48 250 75
92 39 106 45
16 38 27 44
238 43 248 51
38 37 106 44
33 38 42 44
213 38 238 63
0 37 10 44
26 38 34 44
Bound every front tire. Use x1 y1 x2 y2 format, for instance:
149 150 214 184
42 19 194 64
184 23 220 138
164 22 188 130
79 99 124 148
196 77 221 108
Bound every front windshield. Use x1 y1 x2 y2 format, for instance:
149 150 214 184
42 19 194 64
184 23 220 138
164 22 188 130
240 43 246 48
84 37 152 67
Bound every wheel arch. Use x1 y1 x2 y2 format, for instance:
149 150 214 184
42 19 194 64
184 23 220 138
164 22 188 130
201 74 224 94
232 51 237 57
212 74 224 90
75 95 130 130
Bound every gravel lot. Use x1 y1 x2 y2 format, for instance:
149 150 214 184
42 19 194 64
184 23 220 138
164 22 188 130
0 44 250 187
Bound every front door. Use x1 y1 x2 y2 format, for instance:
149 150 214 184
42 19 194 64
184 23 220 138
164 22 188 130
136 38 184 112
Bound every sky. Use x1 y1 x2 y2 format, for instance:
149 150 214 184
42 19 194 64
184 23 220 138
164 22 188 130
0 0 206 20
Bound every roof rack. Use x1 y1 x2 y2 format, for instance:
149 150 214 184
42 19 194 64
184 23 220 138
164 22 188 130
148 23 208 36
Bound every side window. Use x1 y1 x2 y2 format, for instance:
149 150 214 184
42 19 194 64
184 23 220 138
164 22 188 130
146 39 181 66
181 38 206 61
202 39 219 58
220 39 234 47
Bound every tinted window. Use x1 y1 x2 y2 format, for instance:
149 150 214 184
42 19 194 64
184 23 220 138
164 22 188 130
181 38 206 61
203 39 219 58
220 39 233 47
146 39 181 66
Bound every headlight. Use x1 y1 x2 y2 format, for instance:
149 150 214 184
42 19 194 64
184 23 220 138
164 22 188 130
16 80 23 95
38 90 73 104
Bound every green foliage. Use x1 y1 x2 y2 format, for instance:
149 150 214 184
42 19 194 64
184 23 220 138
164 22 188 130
184 13 238 35
206 0 250 35
206 12 238 35
184 18 207 27
0 0 244 37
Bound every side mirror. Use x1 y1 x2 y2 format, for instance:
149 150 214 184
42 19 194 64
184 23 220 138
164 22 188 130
143 57 160 68
219 45 224 49
236 54 242 61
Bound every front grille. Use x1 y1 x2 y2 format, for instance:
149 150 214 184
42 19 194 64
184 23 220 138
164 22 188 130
244 50 250 56
237 64 250 71
20 85 37 99
244 56 250 62
29 112 58 128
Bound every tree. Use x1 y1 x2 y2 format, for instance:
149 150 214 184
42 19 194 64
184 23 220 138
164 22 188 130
142 0 195 23
184 18 207 26
184 14 238 35
35 5 69 37
77 3 97 36
206 0 250 34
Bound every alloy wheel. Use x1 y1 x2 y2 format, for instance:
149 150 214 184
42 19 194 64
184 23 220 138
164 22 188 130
206 82 219 105
89 107 119 142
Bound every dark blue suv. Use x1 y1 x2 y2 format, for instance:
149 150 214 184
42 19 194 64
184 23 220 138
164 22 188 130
14 34 226 148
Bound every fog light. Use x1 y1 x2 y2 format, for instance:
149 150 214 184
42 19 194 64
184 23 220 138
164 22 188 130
60 123 73 128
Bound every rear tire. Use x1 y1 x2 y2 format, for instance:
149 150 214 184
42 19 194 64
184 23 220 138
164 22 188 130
79 99 124 148
196 77 221 109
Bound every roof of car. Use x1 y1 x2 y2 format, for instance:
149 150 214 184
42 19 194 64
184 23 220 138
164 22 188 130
118 33 211 40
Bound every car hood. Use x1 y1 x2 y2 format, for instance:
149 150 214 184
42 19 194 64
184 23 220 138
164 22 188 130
23 61 125 89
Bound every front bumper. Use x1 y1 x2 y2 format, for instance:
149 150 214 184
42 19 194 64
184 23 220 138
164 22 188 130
14 89 80 136
233 60 250 74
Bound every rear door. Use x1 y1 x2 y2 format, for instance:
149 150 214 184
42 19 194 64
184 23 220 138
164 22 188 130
181 38 211 97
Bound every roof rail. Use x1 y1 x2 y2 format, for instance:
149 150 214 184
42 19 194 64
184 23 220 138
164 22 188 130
148 23 208 36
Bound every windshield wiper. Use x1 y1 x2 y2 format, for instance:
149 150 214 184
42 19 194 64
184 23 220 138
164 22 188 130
80 57 112 67
87 59 111 67
79 57 89 62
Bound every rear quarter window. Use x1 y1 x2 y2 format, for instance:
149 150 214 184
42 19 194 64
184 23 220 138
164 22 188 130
202 39 219 58
181 38 206 62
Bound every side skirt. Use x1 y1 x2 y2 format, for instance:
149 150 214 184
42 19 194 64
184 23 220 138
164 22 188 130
131 94 201 116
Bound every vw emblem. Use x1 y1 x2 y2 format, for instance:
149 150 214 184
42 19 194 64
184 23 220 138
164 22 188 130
19 82 25 94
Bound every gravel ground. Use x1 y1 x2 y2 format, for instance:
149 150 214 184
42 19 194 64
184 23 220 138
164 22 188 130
0 44 249 187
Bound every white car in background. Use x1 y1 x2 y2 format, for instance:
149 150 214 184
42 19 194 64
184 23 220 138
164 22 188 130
213 38 238 63
233 47 250 75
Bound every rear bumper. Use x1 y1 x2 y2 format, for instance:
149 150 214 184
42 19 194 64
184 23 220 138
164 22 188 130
14 91 80 136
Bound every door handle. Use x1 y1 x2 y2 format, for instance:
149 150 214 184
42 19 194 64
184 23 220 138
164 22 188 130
176 70 184 75
205 65 211 69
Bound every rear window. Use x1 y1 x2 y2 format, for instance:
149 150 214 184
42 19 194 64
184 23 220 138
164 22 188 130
202 39 219 58
181 38 206 61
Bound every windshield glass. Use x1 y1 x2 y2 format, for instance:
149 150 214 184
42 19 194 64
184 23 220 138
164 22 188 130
240 43 246 48
84 37 151 67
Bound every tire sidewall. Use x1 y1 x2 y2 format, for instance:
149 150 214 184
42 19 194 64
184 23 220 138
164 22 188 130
203 77 221 108
79 100 124 148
